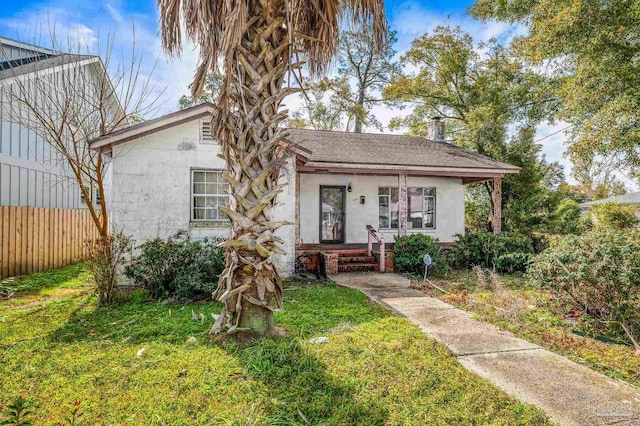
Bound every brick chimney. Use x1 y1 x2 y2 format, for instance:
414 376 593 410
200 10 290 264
429 117 446 142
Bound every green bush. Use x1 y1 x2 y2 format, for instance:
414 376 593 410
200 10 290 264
527 229 640 347
549 199 583 235
447 233 535 274
393 234 449 276
86 232 133 306
585 202 639 230
125 230 225 300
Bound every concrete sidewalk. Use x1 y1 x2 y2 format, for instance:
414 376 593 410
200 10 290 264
333 272 640 426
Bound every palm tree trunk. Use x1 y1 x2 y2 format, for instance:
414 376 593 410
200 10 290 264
210 0 298 336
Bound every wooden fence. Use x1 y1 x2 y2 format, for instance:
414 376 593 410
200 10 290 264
0 206 100 279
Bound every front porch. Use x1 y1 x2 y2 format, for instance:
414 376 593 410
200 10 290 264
284 128 519 277
292 170 506 276
296 238 394 276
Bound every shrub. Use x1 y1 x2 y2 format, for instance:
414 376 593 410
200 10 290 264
125 230 225 300
527 229 640 350
549 199 583 235
86 232 133 305
0 396 35 425
585 202 639 230
393 234 449 276
447 233 535 274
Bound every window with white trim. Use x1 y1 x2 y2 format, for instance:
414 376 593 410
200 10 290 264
191 170 230 225
378 187 399 229
80 186 102 207
408 187 436 229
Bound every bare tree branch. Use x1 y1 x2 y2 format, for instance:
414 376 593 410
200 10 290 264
0 27 164 237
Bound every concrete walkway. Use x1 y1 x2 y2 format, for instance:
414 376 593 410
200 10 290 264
332 272 640 426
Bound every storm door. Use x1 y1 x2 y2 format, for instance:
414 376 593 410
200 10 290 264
319 186 346 243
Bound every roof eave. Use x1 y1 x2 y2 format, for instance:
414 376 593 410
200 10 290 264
89 104 216 151
298 161 519 180
281 140 312 160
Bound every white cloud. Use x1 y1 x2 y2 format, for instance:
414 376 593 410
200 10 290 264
105 4 124 25
389 1 524 54
1 7 99 50
70 23 98 49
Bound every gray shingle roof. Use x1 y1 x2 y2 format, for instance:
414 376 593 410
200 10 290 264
286 128 519 171
581 192 640 207
0 53 97 80
89 103 520 172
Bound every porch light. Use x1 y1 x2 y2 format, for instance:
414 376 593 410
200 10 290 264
347 183 353 192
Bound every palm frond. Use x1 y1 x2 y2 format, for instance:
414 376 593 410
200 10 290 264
158 0 387 96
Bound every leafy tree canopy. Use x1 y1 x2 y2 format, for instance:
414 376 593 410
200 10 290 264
549 199 582 235
384 26 563 235
178 72 223 109
384 26 556 144
337 27 401 132
287 77 360 131
558 180 628 203
471 0 640 185
291 26 400 132
586 202 640 230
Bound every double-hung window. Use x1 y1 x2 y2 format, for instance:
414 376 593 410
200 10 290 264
378 187 399 229
192 169 230 226
407 187 436 229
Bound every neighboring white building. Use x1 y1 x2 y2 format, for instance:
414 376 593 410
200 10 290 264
90 104 519 276
0 36 115 208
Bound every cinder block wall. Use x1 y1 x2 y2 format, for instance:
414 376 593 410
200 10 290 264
111 120 296 276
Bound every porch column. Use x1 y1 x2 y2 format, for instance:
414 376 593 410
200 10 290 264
399 173 408 236
492 176 502 235
295 171 300 244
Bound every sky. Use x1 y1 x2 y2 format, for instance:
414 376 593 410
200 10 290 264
0 0 579 185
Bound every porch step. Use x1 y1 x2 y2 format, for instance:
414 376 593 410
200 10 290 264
339 255 375 264
331 249 370 256
338 263 379 273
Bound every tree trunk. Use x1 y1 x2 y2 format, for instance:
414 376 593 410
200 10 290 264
354 87 366 133
210 0 298 336
354 116 363 133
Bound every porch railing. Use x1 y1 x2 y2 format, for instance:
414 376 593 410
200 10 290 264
366 225 385 273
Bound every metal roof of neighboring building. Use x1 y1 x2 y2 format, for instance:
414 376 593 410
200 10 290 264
0 35 61 56
580 192 640 207
0 53 97 80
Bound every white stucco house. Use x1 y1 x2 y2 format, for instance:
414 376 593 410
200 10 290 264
90 103 519 276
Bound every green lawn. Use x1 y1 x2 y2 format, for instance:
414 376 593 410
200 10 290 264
1 265 551 425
